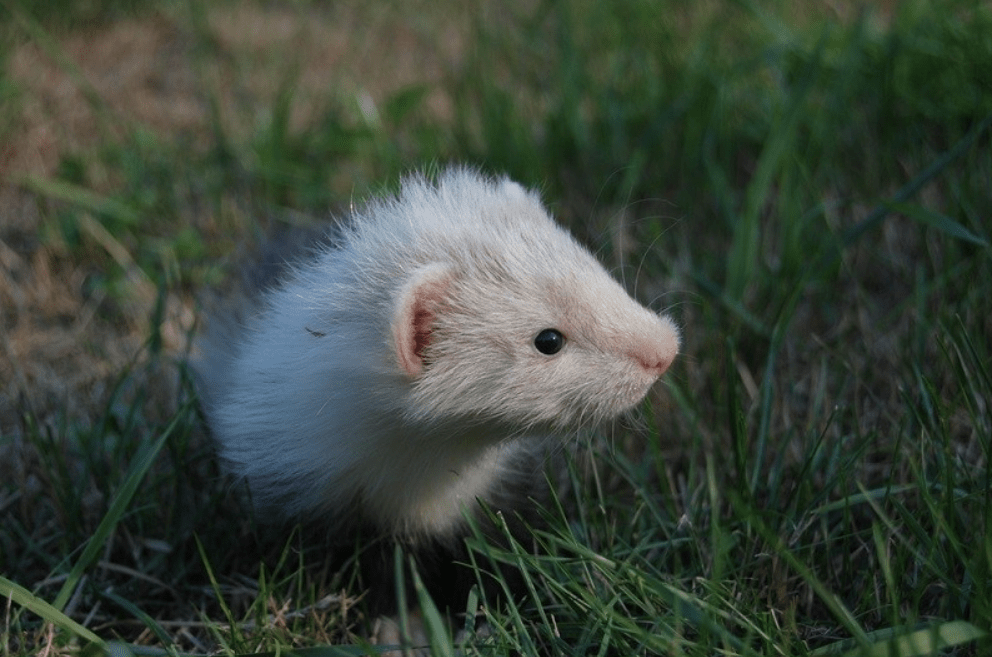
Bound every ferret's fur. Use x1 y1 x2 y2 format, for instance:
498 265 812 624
195 168 679 611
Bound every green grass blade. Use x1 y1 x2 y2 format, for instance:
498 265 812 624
100 590 175 649
725 32 826 302
838 112 992 251
0 575 105 649
812 620 987 657
20 176 141 226
884 201 989 246
53 402 191 611
410 557 456 657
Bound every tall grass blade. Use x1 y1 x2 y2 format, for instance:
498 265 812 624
812 620 987 657
100 590 174 650
838 113 992 251
0 575 105 649
724 32 826 302
20 176 141 226
53 402 191 611
410 558 456 657
884 201 989 246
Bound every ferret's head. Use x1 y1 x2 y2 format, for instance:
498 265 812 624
378 169 679 431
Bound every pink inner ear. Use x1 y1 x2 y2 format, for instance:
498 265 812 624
411 307 434 360
393 265 453 378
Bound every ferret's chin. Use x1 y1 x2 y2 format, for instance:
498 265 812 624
599 389 657 421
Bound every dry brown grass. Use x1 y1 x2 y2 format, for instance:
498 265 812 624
0 1 469 436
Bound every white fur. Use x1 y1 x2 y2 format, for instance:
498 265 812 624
196 168 679 539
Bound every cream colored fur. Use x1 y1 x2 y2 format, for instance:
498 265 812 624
196 168 679 540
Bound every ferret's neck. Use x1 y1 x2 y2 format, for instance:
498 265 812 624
352 422 529 540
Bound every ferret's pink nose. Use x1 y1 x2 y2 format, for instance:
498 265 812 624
639 352 675 377
630 322 680 378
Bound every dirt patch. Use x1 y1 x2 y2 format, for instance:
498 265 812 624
3 3 463 178
0 2 467 434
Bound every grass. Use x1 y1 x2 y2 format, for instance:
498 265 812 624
1 0 991 654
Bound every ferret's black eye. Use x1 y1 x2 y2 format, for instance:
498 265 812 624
534 329 565 355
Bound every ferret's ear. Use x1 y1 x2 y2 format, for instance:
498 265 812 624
392 263 455 378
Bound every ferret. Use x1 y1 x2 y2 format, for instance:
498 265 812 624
195 167 679 616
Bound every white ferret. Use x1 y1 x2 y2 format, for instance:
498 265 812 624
196 168 679 612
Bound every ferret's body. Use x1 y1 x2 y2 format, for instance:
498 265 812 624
196 168 679 611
